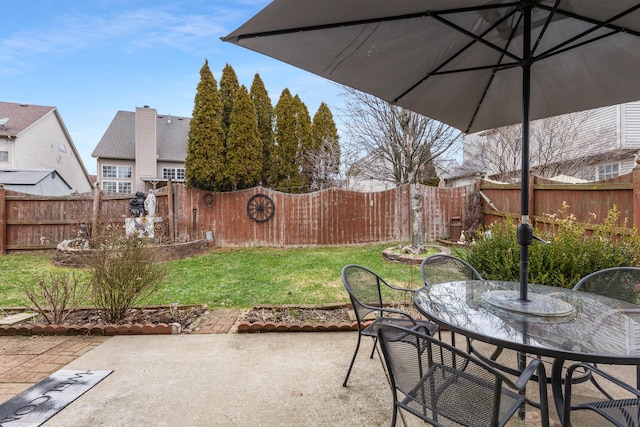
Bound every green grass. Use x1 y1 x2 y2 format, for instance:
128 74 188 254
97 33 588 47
0 244 427 308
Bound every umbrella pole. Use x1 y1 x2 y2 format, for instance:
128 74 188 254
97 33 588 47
517 4 533 302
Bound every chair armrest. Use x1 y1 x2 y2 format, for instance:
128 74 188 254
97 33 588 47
356 301 419 324
566 363 640 398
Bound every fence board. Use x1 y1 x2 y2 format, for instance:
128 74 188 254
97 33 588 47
0 183 470 251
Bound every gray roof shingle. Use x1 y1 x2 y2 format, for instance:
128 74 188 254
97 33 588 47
0 102 55 137
92 110 190 161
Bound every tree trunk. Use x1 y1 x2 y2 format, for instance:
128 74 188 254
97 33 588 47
410 184 423 248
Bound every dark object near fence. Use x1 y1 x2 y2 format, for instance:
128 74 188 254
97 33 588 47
129 191 146 217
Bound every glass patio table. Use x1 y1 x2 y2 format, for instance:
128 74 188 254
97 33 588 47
413 280 640 424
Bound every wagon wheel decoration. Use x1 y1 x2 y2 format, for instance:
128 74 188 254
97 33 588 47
203 193 216 209
247 194 275 222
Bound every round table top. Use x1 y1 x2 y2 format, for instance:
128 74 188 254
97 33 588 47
413 280 640 364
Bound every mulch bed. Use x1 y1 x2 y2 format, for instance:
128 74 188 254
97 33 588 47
0 305 208 336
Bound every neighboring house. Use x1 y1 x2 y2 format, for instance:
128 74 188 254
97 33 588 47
0 169 71 196
444 100 640 187
92 106 189 194
346 151 449 191
0 102 93 194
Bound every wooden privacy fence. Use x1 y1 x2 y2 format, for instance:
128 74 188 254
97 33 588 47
0 183 471 253
479 166 640 233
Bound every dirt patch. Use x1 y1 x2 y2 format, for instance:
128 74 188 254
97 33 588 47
242 306 351 324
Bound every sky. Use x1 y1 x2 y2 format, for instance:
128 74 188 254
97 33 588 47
2 0 346 175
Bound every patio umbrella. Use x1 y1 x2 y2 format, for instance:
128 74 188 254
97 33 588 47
222 1 640 305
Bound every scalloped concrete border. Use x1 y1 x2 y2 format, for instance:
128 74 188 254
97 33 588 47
0 322 181 336
235 303 369 333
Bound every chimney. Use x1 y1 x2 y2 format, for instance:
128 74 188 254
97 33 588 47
134 106 157 192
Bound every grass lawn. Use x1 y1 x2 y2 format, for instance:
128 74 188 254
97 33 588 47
0 243 428 309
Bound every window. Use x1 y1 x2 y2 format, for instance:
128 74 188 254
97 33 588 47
102 181 132 194
163 168 185 181
0 139 9 162
597 163 619 180
102 165 132 178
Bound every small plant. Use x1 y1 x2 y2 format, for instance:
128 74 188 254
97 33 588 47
24 272 88 324
85 235 166 323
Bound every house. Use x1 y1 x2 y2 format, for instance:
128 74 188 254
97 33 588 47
444 100 640 187
0 169 72 196
92 106 189 193
0 102 93 194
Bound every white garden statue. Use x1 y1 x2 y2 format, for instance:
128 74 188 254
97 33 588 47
144 190 157 217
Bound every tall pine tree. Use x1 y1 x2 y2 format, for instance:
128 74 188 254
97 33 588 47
292 95 313 192
250 73 274 187
226 85 262 190
272 89 301 192
185 59 225 190
310 102 340 190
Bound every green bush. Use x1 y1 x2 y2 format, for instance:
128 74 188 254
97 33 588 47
459 203 640 288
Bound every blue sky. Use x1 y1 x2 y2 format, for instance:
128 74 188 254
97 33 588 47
2 0 345 174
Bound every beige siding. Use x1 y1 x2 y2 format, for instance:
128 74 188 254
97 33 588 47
13 111 92 193
134 107 157 192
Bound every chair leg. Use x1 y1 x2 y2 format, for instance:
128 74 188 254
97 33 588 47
369 336 378 358
343 332 363 387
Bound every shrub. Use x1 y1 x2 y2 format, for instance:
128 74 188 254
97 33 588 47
24 272 88 324
85 236 166 323
459 203 640 288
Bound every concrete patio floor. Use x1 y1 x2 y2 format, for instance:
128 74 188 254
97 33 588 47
1 330 638 426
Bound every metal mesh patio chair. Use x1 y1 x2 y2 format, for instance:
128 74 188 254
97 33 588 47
573 266 640 304
420 254 487 350
564 362 640 427
420 254 483 285
375 323 550 427
341 264 438 387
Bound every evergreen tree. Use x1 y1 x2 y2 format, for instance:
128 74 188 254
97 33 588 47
219 64 241 190
185 59 225 190
309 102 341 190
272 89 300 192
292 95 313 192
220 64 240 133
250 73 274 187
226 85 262 190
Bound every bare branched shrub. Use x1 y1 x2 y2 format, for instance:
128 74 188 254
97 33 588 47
85 236 166 323
25 272 88 324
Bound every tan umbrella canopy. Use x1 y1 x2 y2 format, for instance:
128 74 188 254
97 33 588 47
223 1 640 304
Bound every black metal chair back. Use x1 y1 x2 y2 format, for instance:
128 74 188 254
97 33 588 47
420 254 483 285
573 266 640 304
375 323 549 427
341 264 437 387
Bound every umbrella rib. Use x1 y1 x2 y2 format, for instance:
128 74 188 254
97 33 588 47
530 0 562 55
223 2 523 42
429 13 520 62
393 8 520 105
538 3 640 39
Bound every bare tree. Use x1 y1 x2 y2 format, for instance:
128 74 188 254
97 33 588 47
464 110 614 183
304 135 341 190
341 87 462 186
340 87 461 248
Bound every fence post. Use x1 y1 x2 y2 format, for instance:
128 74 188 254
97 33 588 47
167 179 174 242
0 184 5 254
91 185 101 238
633 160 640 232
